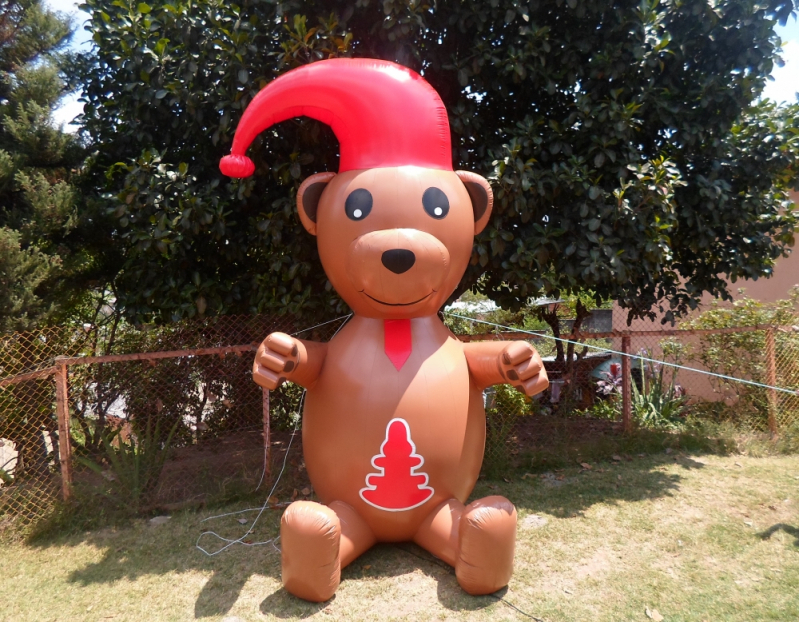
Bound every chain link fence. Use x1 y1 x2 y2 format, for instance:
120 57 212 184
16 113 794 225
2 312 798 537
457 316 799 476
0 315 344 537
0 326 91 533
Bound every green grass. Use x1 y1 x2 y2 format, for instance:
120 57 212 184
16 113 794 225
4 450 799 621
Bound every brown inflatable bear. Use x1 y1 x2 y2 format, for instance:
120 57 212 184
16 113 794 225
220 58 548 602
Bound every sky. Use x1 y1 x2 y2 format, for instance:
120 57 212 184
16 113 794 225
46 0 799 128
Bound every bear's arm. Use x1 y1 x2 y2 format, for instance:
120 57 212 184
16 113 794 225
290 338 329 389
463 340 548 397
462 341 509 390
254 333 329 390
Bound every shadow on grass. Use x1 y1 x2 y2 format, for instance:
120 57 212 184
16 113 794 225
259 590 331 619
22 425 726 618
24 439 310 619
50 509 285 618
758 523 799 547
480 450 707 520
257 543 496 617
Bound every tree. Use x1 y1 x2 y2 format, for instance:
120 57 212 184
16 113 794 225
0 0 91 333
76 0 799 325
74 2 348 324
0 226 58 330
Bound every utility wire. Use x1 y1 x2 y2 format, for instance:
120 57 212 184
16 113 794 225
445 312 799 396
195 396 301 556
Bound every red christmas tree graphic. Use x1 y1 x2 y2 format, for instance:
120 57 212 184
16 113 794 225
360 418 434 511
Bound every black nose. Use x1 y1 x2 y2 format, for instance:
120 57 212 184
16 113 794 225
381 249 416 274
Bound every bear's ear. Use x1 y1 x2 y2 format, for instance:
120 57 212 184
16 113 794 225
297 172 336 235
456 171 493 235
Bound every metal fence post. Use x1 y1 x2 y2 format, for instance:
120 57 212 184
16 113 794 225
262 387 271 477
765 327 778 436
54 356 73 501
621 334 632 433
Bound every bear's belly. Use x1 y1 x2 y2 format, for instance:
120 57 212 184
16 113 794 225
301 329 485 541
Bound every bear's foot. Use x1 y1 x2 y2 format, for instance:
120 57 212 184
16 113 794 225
281 501 341 602
455 495 517 595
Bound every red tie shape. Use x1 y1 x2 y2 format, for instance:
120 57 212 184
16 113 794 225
384 319 412 371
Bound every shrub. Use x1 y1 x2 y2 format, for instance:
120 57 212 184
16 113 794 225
482 384 533 478
680 288 799 429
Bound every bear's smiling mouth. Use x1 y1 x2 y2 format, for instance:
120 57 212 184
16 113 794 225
361 291 435 307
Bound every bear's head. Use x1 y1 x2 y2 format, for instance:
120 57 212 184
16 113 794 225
295 166 491 318
220 59 493 318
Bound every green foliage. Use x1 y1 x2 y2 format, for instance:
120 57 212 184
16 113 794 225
0 0 96 333
65 311 273 458
583 397 620 421
687 401 743 425
495 382 532 417
470 5 799 324
483 384 532 478
0 226 59 331
270 381 304 431
74 0 350 323
443 303 548 336
0 311 285 500
631 357 689 429
586 338 690 428
683 287 799 334
0 1 71 77
75 0 799 324
76 414 180 512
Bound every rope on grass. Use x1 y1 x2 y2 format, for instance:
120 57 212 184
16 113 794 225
445 312 799 397
195 315 352 557
195 399 300 556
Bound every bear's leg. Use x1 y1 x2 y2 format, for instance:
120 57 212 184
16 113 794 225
455 495 517 595
413 498 465 567
281 500 376 602
328 500 377 568
281 501 340 602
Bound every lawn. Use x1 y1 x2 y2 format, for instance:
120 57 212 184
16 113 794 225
3 451 799 622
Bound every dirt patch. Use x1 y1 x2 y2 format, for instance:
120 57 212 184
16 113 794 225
514 416 623 449
70 428 312 510
572 548 613 581
521 514 548 529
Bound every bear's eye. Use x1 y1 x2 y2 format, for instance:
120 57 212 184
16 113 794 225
345 188 373 221
422 187 449 219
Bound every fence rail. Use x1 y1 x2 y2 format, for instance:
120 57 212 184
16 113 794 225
1 313 798 536
0 367 58 388
457 324 799 434
55 343 259 366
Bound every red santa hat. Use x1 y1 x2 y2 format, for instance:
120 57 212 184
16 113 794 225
219 58 452 177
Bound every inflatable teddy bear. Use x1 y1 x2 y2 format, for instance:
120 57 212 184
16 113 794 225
220 58 548 602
